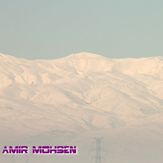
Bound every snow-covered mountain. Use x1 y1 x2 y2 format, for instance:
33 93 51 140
0 52 163 163
0 52 163 138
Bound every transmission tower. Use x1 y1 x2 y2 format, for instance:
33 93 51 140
95 138 102 163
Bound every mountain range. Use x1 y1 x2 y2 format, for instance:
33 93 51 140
0 52 163 163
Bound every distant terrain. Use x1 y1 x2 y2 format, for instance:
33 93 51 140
0 52 163 163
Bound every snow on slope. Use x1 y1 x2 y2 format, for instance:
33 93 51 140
1 52 163 163
0 52 163 140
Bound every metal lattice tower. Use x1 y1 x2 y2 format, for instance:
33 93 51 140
95 138 102 163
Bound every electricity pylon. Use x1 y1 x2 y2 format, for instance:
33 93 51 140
95 138 102 163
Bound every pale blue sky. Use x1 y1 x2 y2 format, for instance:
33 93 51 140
0 0 163 59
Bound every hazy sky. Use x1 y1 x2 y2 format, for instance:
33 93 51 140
0 0 163 59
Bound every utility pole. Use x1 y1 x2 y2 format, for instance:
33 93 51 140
95 138 102 163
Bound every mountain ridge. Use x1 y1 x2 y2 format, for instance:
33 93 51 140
0 52 163 141
1 51 163 61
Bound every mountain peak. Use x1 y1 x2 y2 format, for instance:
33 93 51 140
65 52 108 60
